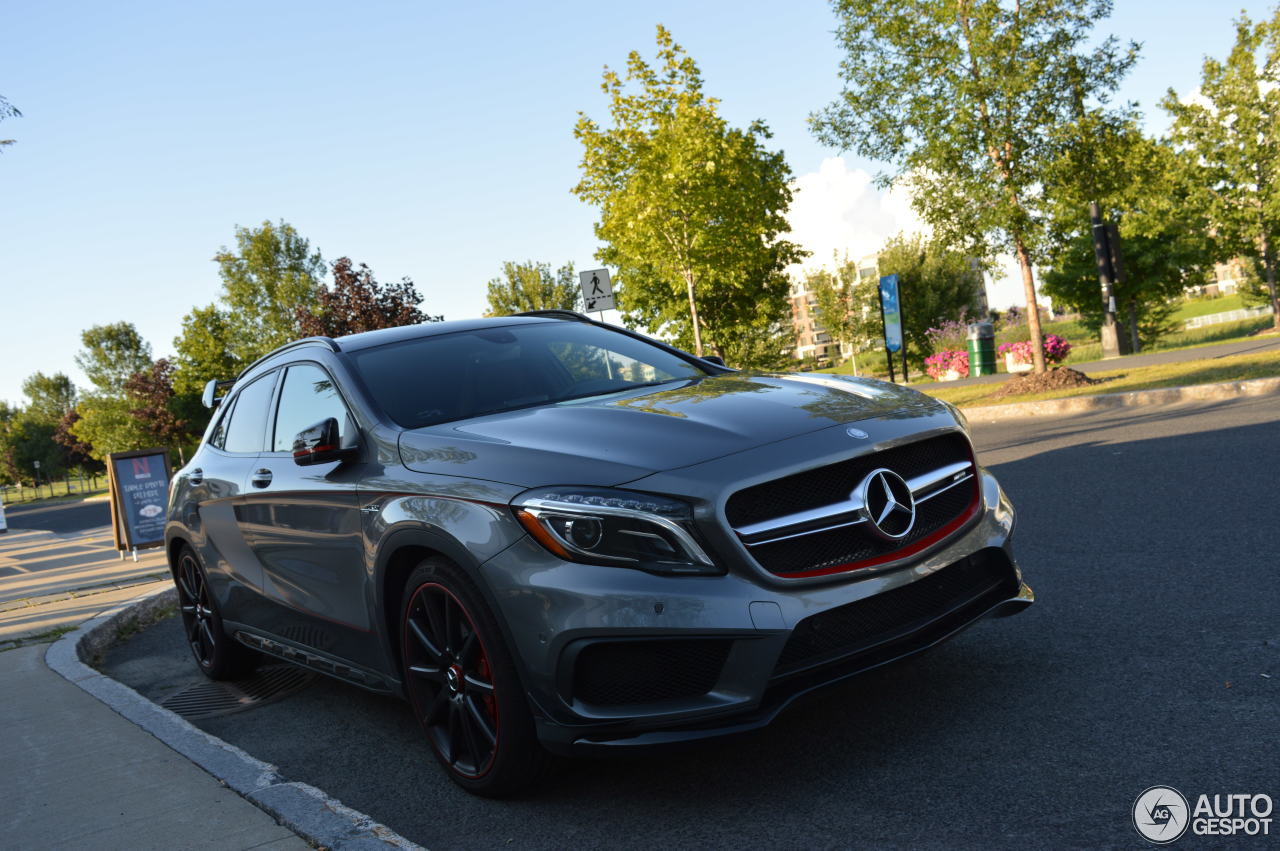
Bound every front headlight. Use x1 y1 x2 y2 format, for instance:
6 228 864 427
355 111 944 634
511 486 720 575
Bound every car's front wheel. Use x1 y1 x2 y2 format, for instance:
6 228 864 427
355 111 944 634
174 545 257 680
400 557 547 797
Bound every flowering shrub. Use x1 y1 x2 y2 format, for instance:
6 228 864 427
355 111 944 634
925 349 970 380
924 318 970 353
998 333 1071 365
1043 333 1072 363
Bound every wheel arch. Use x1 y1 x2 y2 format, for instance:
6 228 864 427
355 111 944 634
164 533 191 580
373 524 528 700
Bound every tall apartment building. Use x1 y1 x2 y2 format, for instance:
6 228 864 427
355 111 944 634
788 254 882 364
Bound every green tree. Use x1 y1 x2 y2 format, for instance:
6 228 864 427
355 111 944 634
811 0 1138 372
1163 11 1280 329
172 304 239 395
212 219 325 361
876 234 985 375
806 257 881 375
69 395 149 461
573 26 805 363
75 322 153 395
0 94 20 151
1041 129 1214 346
296 257 434 337
20 372 77 425
485 261 580 315
1 412 67 484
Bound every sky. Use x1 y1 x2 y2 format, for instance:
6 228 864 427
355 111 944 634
1 0 1273 406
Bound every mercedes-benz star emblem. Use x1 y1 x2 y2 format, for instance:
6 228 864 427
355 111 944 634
857 468 916 540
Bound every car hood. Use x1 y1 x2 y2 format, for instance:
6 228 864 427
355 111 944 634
397 372 945 488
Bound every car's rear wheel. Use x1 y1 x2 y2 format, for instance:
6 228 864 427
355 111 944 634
174 545 257 680
401 557 546 797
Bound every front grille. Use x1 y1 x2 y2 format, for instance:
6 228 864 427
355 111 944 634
572 639 731 706
726 433 971 528
775 548 1016 677
749 478 976 576
726 433 978 577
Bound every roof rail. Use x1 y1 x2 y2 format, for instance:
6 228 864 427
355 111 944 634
237 336 341 379
516 309 591 322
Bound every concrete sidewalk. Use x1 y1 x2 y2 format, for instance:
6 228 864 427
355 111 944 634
1 524 169 650
0 642 307 851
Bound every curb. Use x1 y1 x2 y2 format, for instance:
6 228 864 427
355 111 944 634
962 375 1280 421
45 584 423 851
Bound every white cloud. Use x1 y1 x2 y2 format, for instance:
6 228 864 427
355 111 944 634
785 157 924 271
784 157 1043 311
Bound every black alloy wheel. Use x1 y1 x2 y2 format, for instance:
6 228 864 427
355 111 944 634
401 558 546 797
174 546 256 680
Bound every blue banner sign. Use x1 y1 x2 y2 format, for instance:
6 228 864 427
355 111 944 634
879 274 903 353
108 450 170 550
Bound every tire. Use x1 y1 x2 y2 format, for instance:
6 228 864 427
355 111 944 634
400 557 547 797
174 545 258 680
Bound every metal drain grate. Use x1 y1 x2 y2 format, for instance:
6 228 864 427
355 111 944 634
159 664 316 719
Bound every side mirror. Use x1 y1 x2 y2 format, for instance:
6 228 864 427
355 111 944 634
202 378 235 409
292 418 357 466
702 355 726 367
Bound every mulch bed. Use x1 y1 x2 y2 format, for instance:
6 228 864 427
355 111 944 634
991 367 1104 399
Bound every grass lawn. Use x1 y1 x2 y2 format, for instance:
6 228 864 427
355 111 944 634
816 315 1275 381
1170 293 1246 322
1 481 107 507
917 348 1280 408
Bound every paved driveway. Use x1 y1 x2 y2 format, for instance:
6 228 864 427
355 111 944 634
101 395 1280 849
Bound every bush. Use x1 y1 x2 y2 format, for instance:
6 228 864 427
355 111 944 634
924 318 971 353
998 333 1072 365
925 349 970 379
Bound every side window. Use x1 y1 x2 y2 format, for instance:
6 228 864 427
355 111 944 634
222 373 278 454
272 364 353 452
207 398 236 450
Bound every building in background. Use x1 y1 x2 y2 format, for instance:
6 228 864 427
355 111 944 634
788 253 992 362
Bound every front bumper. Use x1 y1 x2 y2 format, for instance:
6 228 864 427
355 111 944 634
478 469 1031 756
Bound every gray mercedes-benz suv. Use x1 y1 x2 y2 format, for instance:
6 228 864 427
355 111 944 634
165 310 1032 796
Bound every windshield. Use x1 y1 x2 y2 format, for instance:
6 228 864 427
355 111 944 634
351 320 710 429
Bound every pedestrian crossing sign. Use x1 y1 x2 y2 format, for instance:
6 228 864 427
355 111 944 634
579 268 615 313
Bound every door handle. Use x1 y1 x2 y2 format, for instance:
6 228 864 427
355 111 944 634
251 468 273 488
188 468 203 485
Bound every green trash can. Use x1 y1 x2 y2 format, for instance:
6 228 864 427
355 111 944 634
967 321 997 377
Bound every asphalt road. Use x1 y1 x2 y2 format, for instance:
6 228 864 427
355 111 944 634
101 396 1280 849
2 498 110 535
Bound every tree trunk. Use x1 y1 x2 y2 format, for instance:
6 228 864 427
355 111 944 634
1263 232 1280 331
1014 238 1047 373
1127 298 1141 353
683 270 703 356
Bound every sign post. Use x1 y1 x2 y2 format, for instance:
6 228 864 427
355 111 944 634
105 448 172 562
578 268 616 317
878 274 904 383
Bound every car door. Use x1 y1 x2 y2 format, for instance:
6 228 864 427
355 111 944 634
193 370 280 607
236 361 371 666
